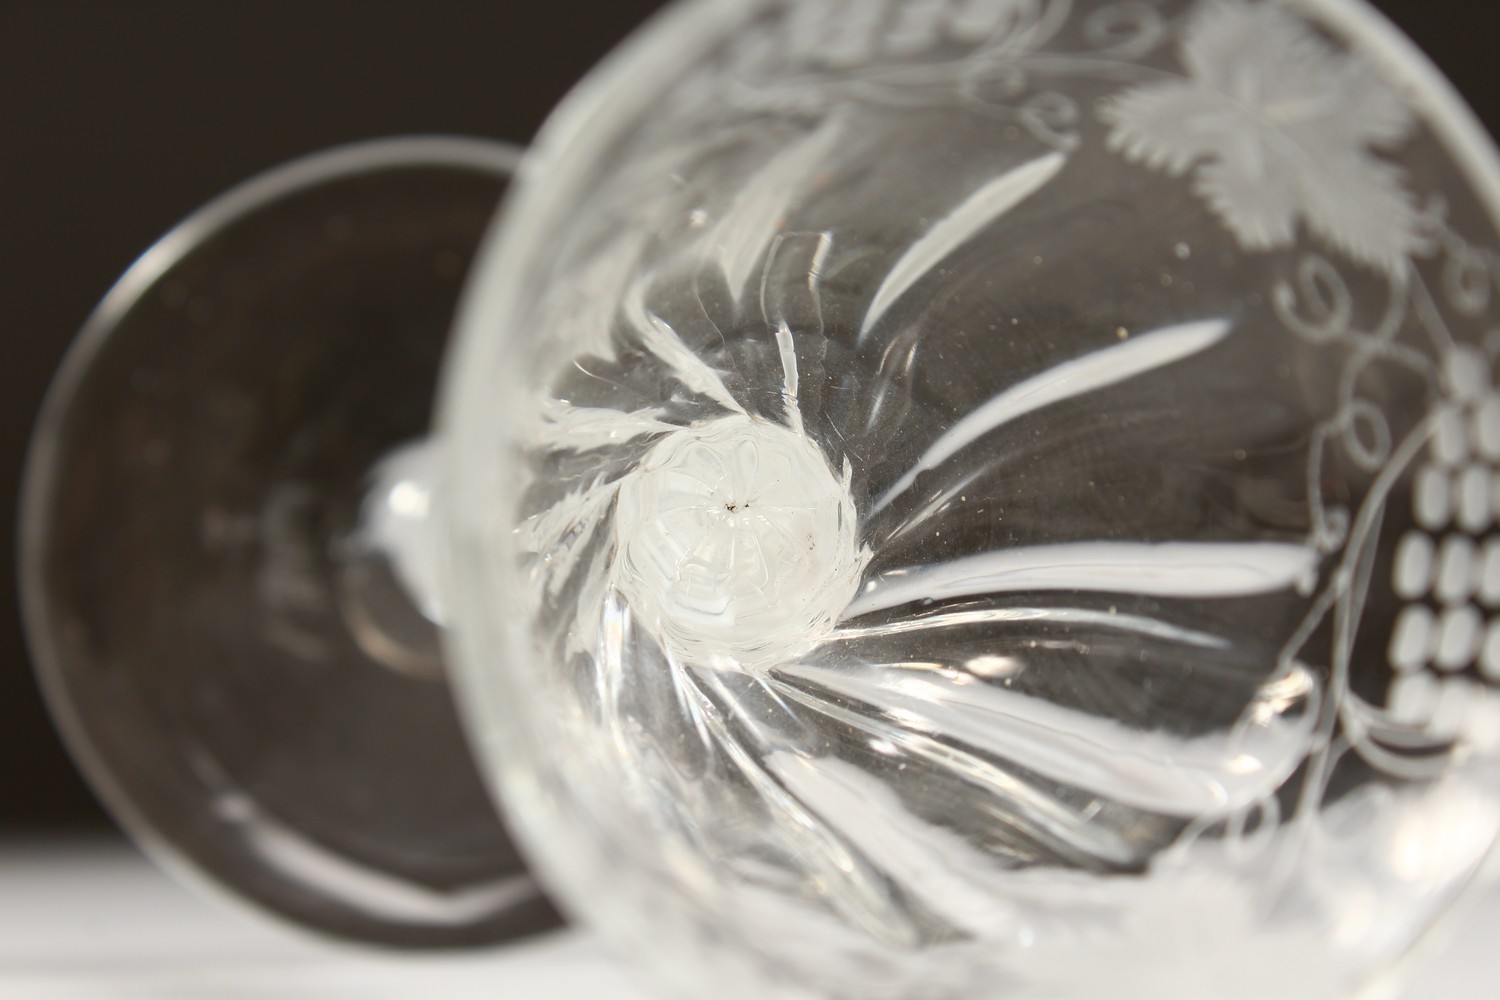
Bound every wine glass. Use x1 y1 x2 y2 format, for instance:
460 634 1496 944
21 0 1500 997
438 1 1500 998
20 136 560 948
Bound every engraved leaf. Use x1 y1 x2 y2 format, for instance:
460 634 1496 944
874 318 1230 509
536 399 676 453
1187 151 1302 252
622 279 745 415
518 477 621 597
1101 0 1422 274
1103 81 1240 177
860 151 1066 342
709 120 842 306
772 660 1319 817
842 540 1321 618
1295 152 1426 276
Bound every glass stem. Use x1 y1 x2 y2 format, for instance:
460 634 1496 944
338 437 448 680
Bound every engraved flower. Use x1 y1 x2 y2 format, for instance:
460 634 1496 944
1101 0 1422 274
612 413 868 671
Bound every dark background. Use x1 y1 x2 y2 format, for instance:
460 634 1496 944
1 0 1497 834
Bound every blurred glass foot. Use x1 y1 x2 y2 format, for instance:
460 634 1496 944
21 136 561 948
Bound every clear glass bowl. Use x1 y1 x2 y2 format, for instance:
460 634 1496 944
440 1 1500 997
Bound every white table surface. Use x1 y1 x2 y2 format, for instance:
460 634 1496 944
2 836 1495 999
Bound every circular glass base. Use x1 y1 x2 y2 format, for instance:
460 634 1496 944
21 137 561 948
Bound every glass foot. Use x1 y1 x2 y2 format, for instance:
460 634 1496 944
21 137 561 948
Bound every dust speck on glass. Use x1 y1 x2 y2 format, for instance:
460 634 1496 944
450 1 1500 997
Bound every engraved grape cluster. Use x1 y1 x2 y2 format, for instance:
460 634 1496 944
778 0 1035 69
1385 346 1500 736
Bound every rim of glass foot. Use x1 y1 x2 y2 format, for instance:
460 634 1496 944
20 135 562 949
